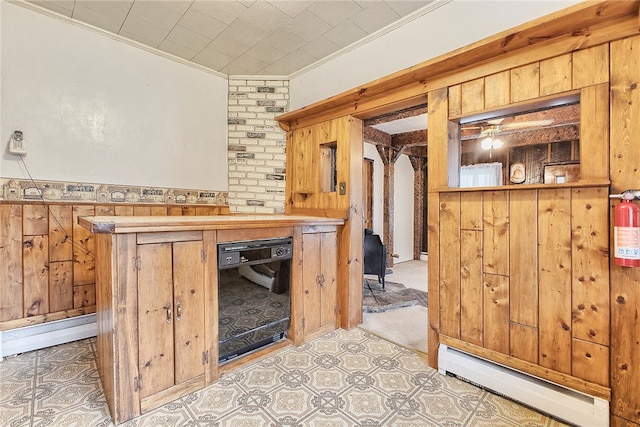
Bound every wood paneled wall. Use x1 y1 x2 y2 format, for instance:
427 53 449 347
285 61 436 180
286 116 356 217
610 35 640 424
278 3 640 423
429 44 612 398
285 116 364 330
0 203 228 331
436 187 610 387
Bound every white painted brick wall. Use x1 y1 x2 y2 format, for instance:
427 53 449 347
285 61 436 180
228 78 289 214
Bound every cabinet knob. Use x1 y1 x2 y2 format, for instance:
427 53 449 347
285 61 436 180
317 273 325 287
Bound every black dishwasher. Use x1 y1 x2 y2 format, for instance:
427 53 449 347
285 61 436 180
217 237 292 363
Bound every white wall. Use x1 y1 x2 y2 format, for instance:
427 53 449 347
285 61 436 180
0 2 228 190
290 0 581 109
393 155 414 263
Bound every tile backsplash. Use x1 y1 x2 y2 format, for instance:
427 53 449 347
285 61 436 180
0 178 228 206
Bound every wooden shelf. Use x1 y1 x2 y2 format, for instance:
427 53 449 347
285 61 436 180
433 180 610 193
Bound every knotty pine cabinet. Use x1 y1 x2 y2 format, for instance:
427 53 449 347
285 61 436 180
82 215 344 424
93 230 218 424
292 226 338 343
136 238 207 412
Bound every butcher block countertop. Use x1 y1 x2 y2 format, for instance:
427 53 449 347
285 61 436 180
79 214 344 234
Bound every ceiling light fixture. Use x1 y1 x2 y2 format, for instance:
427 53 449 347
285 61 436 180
480 129 503 157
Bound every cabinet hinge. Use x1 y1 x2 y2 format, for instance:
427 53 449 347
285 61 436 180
201 249 207 262
134 374 142 392
133 257 141 271
202 350 209 365
301 318 305 329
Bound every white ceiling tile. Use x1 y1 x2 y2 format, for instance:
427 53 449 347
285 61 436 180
287 10 331 42
70 1 133 33
308 1 363 26
221 55 268 75
73 7 124 34
244 43 287 64
166 25 212 52
261 28 306 54
191 0 247 25
258 61 298 75
323 19 368 48
157 39 199 61
28 1 74 17
351 1 400 34
268 0 315 18
127 0 192 29
239 1 292 33
179 7 228 39
384 0 434 17
222 20 269 47
74 0 133 17
282 50 319 69
192 47 235 70
119 30 160 48
299 37 341 60
207 31 251 57
120 17 172 47
20 0 441 76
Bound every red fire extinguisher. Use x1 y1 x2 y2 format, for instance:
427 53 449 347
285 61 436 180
614 191 640 267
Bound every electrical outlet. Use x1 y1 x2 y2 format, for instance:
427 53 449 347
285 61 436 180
8 131 27 156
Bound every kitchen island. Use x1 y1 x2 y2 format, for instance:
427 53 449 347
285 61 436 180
80 214 344 424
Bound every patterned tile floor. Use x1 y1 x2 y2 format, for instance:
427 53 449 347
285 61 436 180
0 328 568 427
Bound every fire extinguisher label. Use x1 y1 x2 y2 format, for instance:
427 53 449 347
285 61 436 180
614 226 640 259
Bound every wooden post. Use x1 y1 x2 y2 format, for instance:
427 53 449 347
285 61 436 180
410 157 426 260
377 145 395 267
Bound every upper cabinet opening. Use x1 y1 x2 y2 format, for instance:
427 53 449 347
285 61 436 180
453 94 580 188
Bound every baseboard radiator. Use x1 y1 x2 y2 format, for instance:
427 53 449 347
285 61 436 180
437 344 609 427
0 314 97 359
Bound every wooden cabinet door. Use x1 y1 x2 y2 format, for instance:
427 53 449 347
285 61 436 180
137 240 206 399
302 231 337 339
137 243 174 399
302 233 323 334
319 232 337 329
172 240 205 384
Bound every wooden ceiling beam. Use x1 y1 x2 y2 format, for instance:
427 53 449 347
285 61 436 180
393 130 427 147
461 124 579 153
363 126 392 146
364 105 428 127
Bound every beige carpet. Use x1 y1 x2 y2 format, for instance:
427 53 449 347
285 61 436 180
361 305 428 355
362 260 428 355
